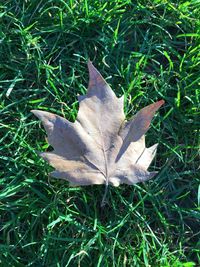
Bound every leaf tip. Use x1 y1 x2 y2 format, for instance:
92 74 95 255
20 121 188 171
157 99 165 107
87 58 92 67
31 109 43 119
87 60 107 89
31 109 41 118
87 60 98 77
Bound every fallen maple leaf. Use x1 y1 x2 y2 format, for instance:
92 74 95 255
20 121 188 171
32 61 164 200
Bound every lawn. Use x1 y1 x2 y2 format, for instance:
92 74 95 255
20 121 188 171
0 0 199 266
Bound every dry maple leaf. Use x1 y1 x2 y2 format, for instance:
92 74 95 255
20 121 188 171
32 61 164 203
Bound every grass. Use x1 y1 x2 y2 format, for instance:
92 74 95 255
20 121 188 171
0 0 199 266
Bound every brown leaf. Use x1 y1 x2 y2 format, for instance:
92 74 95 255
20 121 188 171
32 61 164 189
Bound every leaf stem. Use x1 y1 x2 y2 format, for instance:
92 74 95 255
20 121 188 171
101 177 109 207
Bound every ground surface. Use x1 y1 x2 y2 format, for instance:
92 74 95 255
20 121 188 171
0 1 199 266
